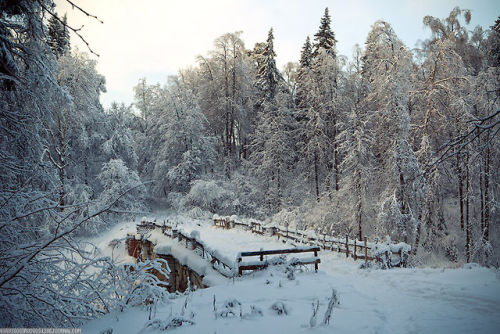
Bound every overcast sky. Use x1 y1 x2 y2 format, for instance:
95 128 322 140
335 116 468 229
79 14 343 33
54 0 499 109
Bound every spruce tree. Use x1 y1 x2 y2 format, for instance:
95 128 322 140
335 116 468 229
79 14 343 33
488 16 500 66
256 28 280 104
300 36 312 69
296 36 312 112
312 8 337 57
48 13 70 59
307 7 341 194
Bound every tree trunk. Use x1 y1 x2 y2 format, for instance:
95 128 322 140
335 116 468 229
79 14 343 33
484 144 490 243
57 115 66 211
332 116 339 191
356 170 362 241
314 150 319 202
456 151 464 231
480 163 484 234
465 151 470 262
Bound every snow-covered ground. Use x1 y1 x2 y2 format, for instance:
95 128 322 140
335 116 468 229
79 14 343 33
82 215 500 334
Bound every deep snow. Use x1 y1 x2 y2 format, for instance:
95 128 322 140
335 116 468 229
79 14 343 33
82 214 500 334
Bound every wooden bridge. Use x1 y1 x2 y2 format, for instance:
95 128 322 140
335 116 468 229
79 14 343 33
129 220 323 282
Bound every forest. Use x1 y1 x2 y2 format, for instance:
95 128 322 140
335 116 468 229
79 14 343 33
0 0 499 328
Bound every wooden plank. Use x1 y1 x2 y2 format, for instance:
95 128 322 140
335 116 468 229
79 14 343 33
238 259 320 274
240 247 320 257
239 264 267 271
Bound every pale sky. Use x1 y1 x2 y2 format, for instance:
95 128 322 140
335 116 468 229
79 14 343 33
54 0 499 109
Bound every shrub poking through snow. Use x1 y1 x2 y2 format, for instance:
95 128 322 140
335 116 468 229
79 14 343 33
270 301 289 315
286 265 296 280
146 317 195 331
250 305 264 317
99 328 113 334
217 298 242 318
213 295 217 319
309 299 320 328
322 289 340 325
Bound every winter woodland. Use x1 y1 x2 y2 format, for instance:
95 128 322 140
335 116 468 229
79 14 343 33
0 0 499 329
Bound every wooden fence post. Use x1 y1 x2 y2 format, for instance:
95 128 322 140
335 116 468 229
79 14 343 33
364 236 368 264
314 248 318 272
345 235 349 258
354 239 357 261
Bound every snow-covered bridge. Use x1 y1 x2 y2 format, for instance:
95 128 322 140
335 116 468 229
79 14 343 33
125 219 322 291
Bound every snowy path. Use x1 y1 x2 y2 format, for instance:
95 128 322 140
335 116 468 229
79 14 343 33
82 215 500 334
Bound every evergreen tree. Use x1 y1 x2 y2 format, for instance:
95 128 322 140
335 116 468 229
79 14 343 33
256 28 280 104
300 36 312 69
47 13 70 58
308 7 341 193
487 16 500 66
296 36 312 112
312 8 337 57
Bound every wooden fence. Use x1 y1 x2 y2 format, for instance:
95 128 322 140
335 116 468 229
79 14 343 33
213 218 409 268
237 246 320 276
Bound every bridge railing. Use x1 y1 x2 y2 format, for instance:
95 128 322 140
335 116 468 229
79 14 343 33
213 216 410 268
236 246 320 276
137 220 236 278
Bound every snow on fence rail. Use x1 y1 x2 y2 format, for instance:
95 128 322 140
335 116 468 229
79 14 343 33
213 215 410 268
137 221 235 278
135 220 322 277
237 246 321 276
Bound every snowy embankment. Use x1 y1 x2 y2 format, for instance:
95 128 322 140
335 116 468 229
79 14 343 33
83 215 500 334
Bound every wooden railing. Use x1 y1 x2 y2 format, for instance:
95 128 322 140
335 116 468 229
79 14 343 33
137 221 235 278
213 217 410 268
237 246 320 276
136 220 322 277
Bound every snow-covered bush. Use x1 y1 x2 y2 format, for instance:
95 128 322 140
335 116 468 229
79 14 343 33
182 180 235 214
270 301 289 315
185 207 212 219
248 305 264 318
146 317 195 331
96 159 147 226
309 299 320 327
217 298 242 318
95 258 170 312
372 240 393 269
272 208 299 230
167 192 184 211
323 289 339 325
